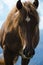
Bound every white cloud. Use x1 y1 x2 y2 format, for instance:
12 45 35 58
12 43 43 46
0 2 3 10
39 16 43 29
0 1 4 15
2 0 17 10
38 1 43 30
38 1 43 16
2 0 33 10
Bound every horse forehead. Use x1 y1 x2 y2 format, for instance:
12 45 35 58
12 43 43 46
25 16 30 23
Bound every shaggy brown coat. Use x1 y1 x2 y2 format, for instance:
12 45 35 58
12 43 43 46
0 0 39 65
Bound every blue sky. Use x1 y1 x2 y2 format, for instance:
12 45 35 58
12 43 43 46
0 0 43 29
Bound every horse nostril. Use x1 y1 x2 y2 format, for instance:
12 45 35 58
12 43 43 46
28 49 35 58
23 47 35 59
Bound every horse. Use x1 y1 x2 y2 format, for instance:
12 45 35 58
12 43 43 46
0 0 39 65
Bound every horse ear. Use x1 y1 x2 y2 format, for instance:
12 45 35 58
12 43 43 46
16 0 22 10
33 0 39 9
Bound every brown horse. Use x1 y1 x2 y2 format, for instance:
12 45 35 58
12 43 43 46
0 0 39 65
